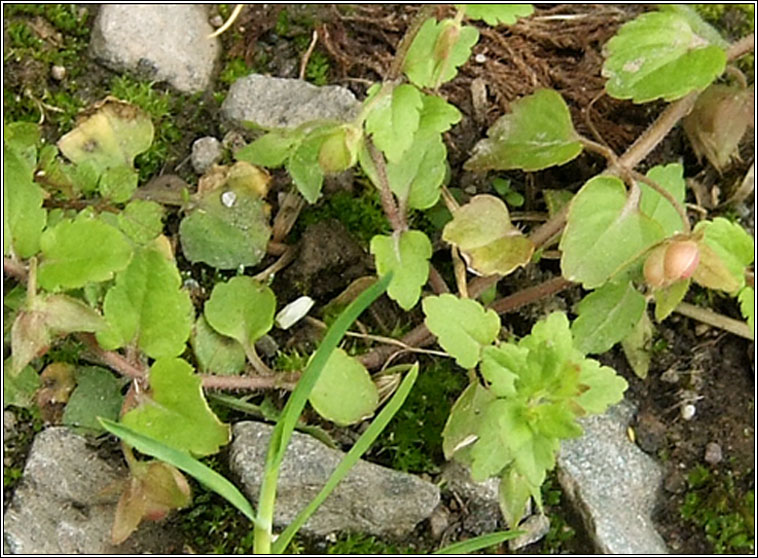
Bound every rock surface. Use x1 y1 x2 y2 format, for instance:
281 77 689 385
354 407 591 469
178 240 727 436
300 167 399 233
3 427 183 554
221 75 360 129
440 461 503 535
90 5 220 93
229 421 440 537
557 400 669 554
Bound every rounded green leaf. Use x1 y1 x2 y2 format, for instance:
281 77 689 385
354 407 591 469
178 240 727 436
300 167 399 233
560 175 665 289
637 163 686 236
465 89 582 172
62 366 124 435
38 215 133 291
570 280 647 355
286 132 325 203
99 164 138 203
602 11 727 103
117 200 165 244
370 230 432 310
191 315 246 375
97 245 193 359
308 348 379 426
442 381 496 461
121 358 230 456
235 129 303 168
442 195 534 276
365 84 423 163
204 276 276 349
423 294 501 369
4 144 47 258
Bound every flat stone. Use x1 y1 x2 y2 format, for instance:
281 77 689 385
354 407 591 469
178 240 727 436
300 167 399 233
229 421 440 537
221 75 360 129
90 5 220 93
557 400 669 554
3 427 183 554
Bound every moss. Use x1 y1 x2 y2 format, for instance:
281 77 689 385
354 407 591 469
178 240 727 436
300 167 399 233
305 50 331 86
324 532 415 554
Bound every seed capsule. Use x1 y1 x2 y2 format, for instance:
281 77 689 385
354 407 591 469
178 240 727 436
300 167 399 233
644 239 700 288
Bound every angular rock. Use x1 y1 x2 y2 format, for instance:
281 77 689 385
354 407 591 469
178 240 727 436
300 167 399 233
229 421 440 537
221 75 360 129
90 5 220 94
3 428 183 554
557 400 669 554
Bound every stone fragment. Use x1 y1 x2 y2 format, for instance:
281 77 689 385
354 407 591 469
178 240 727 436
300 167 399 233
557 400 669 554
229 421 440 537
90 5 220 93
508 514 550 551
191 137 223 174
440 461 503 535
221 75 360 129
3 427 183 554
704 441 723 465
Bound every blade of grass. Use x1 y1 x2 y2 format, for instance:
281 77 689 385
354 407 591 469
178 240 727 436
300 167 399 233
271 363 419 554
98 418 259 527
255 272 393 552
433 530 524 554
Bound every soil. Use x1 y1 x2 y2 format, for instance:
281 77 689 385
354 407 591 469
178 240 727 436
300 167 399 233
3 3 755 555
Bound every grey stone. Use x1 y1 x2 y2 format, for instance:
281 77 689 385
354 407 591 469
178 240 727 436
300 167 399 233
557 400 669 554
4 410 17 443
90 5 220 93
221 75 360 129
3 427 183 554
440 461 502 534
704 441 723 465
191 136 223 174
229 421 440 537
508 514 550 551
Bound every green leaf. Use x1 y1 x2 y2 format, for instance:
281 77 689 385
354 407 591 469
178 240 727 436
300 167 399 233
560 175 665 289
97 245 193 359
370 230 432 310
499 468 533 528
190 316 246 375
738 287 754 330
4 121 40 167
442 381 496 461
480 344 523 398
98 164 138 203
571 280 647 355
308 348 379 426
62 366 124 434
57 99 154 174
287 132 325 203
38 214 133 291
621 311 654 379
602 10 727 103
654 279 690 322
117 200 165 244
461 4 534 25
99 418 258 526
433 530 523 555
204 276 276 349
695 217 753 291
442 195 534 276
235 129 303 168
179 164 272 269
638 163 686 236
121 358 230 456
365 84 423 163
3 360 40 409
423 294 501 369
465 89 582 172
4 144 47 258
470 399 531 481
574 359 628 415
418 94 462 135
403 18 480 89
317 125 362 173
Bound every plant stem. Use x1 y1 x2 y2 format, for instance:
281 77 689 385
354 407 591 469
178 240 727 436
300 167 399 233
367 139 406 232
77 333 148 379
4 257 28 282
628 168 691 234
674 302 753 340
201 372 300 391
387 5 436 80
488 277 573 315
428 263 451 294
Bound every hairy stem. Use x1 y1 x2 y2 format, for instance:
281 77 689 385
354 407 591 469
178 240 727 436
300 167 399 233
367 140 406 232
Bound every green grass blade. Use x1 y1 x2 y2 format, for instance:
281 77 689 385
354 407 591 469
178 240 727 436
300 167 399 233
98 417 258 527
433 530 524 554
272 363 419 554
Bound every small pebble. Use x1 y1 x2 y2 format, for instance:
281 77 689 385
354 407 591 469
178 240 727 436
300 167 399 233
255 334 279 358
222 130 246 153
680 403 696 421
474 53 487 64
221 190 237 208
429 505 450 539
704 442 723 465
660 368 680 383
209 14 224 27
663 470 686 494
50 65 66 81
508 514 550 551
191 136 223 174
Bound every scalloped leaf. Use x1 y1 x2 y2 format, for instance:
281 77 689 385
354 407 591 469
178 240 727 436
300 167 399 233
465 89 582 172
571 280 647 355
308 348 379 426
121 358 230 456
574 358 628 415
638 163 686 236
461 4 534 26
4 144 46 258
117 200 165 244
204 276 276 350
560 175 665 289
96 244 193 359
442 195 534 276
602 10 727 103
423 294 500 369
370 230 432 310
694 217 753 292
365 84 423 163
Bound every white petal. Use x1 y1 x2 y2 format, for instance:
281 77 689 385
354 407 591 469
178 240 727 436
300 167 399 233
275 296 315 330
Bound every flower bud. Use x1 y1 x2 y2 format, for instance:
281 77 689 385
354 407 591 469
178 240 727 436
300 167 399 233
644 240 700 288
643 244 668 288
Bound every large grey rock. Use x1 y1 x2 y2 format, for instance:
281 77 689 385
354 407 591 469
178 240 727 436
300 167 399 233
557 400 669 554
90 5 220 93
3 428 183 554
229 421 440 537
221 75 360 129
